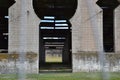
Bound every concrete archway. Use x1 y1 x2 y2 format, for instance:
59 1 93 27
33 0 77 72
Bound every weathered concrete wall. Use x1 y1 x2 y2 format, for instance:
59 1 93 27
8 0 120 73
0 53 120 73
71 0 102 53
71 0 103 72
115 5 120 52
72 52 120 72
9 0 39 73
9 0 39 53
0 53 37 74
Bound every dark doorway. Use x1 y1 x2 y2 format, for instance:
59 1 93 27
39 16 72 72
33 0 77 72
0 8 8 53
0 0 15 53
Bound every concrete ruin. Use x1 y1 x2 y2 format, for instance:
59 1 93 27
0 0 120 73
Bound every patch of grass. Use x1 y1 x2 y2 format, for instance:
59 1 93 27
31 72 101 80
0 74 17 80
46 55 62 62
0 72 120 80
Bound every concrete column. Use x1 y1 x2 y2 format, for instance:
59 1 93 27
115 5 120 53
9 0 40 73
71 0 103 72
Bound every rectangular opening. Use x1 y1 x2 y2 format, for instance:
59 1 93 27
103 9 114 52
45 43 63 63
41 27 54 29
39 16 72 72
0 9 8 53
55 27 69 29
44 16 55 19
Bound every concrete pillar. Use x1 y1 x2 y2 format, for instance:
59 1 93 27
9 0 40 73
71 0 103 72
115 5 120 53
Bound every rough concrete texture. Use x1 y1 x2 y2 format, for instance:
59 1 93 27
115 5 120 52
9 0 39 53
72 52 120 72
8 0 120 73
71 0 103 53
0 53 38 74
71 0 120 72
9 0 39 73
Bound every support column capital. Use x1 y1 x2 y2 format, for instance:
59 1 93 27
96 0 120 9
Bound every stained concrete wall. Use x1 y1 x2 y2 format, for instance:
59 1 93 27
0 53 38 74
71 0 102 72
71 0 120 72
71 0 102 53
8 0 120 73
9 0 39 53
115 5 120 52
9 0 39 73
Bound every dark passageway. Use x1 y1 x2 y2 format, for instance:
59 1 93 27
33 0 77 72
0 0 15 53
